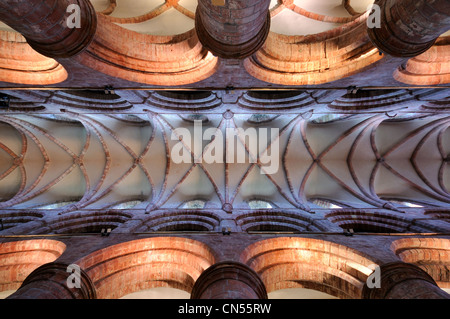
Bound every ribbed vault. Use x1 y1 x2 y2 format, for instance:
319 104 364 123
0 90 449 236
0 0 449 302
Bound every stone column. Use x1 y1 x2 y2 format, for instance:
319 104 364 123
195 0 271 59
0 0 97 58
368 0 450 57
7 262 96 299
191 261 268 299
362 262 450 299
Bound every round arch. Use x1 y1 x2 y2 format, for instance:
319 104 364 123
391 238 450 290
75 237 215 299
0 239 66 297
0 31 68 85
241 237 378 299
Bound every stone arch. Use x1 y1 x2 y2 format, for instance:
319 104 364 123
147 91 221 111
236 210 328 232
75 237 216 299
328 89 415 112
241 237 378 299
244 11 382 86
237 91 315 110
135 210 221 233
0 31 68 85
29 211 132 235
391 238 450 290
76 14 219 86
394 37 450 86
0 239 66 297
424 209 450 223
49 90 133 111
325 210 434 233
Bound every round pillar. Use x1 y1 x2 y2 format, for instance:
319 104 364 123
368 0 450 57
362 262 450 299
7 262 96 299
0 0 97 58
195 0 271 59
191 261 268 299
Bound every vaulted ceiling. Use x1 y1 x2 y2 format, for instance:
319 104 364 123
0 0 449 234
0 1 450 302
0 94 449 211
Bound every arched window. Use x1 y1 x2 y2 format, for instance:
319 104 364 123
180 114 209 123
34 201 78 210
311 114 353 124
181 200 206 209
110 200 142 209
247 114 279 124
310 199 342 209
388 200 424 208
248 200 274 209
